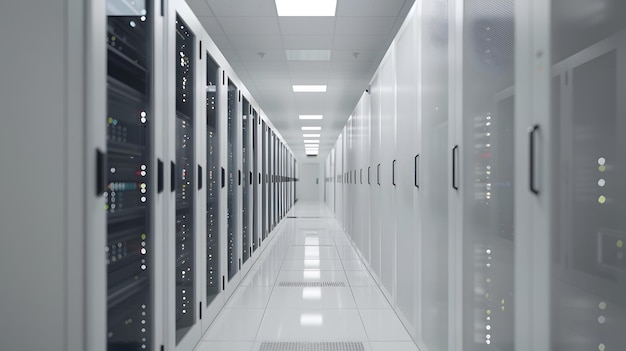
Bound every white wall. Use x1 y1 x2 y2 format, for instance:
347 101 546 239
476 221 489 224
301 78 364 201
297 163 321 201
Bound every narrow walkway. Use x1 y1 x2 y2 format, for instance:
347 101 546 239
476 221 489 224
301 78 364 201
194 201 419 351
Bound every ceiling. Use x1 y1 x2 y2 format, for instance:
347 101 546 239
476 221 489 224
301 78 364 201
185 0 415 163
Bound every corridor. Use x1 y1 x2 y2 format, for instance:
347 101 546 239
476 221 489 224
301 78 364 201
194 202 418 351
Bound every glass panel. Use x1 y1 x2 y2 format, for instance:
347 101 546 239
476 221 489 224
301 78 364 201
206 54 220 305
462 0 515 349
227 79 238 280
105 1 152 349
242 98 250 263
262 122 268 240
252 109 259 251
174 14 195 344
420 1 449 349
551 2 626 349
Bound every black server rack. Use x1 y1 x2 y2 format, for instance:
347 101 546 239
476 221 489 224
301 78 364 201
252 109 259 250
105 2 154 350
242 98 251 263
174 14 196 344
205 54 220 305
227 79 238 280
262 121 268 240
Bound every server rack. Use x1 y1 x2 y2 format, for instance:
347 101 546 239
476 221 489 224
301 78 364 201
226 79 239 281
105 1 156 349
204 53 220 308
241 97 251 263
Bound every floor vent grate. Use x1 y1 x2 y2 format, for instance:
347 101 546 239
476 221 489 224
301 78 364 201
278 281 347 288
259 341 365 351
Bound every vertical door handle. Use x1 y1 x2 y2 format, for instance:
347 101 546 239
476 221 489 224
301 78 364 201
414 154 419 188
96 149 106 196
258 172 261 184
452 146 459 190
221 167 225 188
392 160 396 186
157 159 164 193
377 164 381 186
250 171 253 185
198 165 203 190
238 170 241 186
360 169 363 184
529 125 540 195
171 161 176 192
368 167 371 185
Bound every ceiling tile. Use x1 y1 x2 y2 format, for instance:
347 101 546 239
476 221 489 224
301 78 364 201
330 50 378 61
236 49 286 62
217 16 280 35
246 70 291 80
198 16 225 36
332 36 390 50
185 0 214 16
207 35 233 50
335 16 397 36
242 60 288 70
227 35 283 49
206 0 278 16
278 18 337 36
282 36 333 49
288 71 330 80
287 61 330 71
336 0 410 17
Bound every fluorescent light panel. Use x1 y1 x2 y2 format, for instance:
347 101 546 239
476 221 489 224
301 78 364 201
304 140 320 143
303 134 321 138
293 85 327 93
275 0 337 16
302 126 322 131
286 50 331 61
299 115 323 120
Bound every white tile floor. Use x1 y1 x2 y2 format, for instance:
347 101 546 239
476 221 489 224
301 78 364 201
194 201 419 351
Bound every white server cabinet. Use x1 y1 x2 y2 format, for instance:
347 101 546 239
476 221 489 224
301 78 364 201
379 47 398 300
419 0 451 350
369 74 383 281
394 4 420 336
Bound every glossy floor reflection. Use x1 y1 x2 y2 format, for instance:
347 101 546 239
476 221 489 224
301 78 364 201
194 201 419 351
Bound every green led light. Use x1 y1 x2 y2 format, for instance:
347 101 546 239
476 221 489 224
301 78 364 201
598 196 606 204
108 117 114 124
617 240 624 248
599 165 607 172
141 233 147 240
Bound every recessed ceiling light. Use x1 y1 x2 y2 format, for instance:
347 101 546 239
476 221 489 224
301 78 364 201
303 134 321 138
304 140 320 144
299 115 323 120
302 126 322 131
293 85 327 93
275 0 337 16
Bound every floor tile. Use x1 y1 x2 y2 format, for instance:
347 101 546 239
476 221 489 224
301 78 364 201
240 269 279 287
194 341 254 351
351 287 392 309
202 309 265 341
369 341 419 351
276 270 349 284
257 309 367 341
267 287 356 309
284 246 340 260
345 270 377 286
359 309 413 341
342 259 368 271
224 286 274 309
280 259 345 271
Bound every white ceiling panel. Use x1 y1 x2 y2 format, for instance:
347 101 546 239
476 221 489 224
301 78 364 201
278 18 337 36
237 49 287 62
198 16 225 36
185 0 214 16
206 0 278 17
206 35 233 50
241 60 288 71
282 36 333 49
332 35 390 50
218 16 281 35
335 16 397 36
287 61 330 71
227 35 283 49
336 0 409 17
330 50 378 61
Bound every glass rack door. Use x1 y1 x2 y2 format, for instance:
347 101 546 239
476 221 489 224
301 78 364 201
252 109 259 251
242 98 251 263
105 1 153 349
174 14 195 344
205 54 220 305
462 0 516 349
550 1 626 349
227 79 238 280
